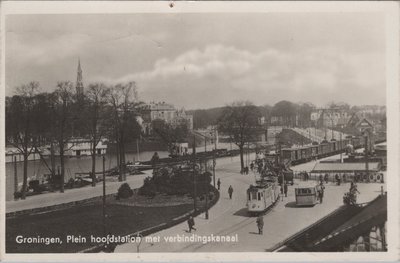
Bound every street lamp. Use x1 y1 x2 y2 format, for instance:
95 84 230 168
102 155 106 236
192 135 197 212
363 130 370 182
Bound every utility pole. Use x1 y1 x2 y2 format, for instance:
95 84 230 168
340 132 343 163
136 138 140 162
204 134 207 153
102 155 106 236
193 135 197 212
364 131 369 182
14 156 18 200
204 159 209 220
213 127 217 188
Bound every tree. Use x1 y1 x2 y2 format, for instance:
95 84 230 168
108 82 141 181
54 81 74 193
152 119 189 155
297 103 315 128
85 83 109 186
218 101 262 171
271 100 297 127
5 82 41 199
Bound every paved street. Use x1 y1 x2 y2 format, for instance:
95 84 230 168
7 150 386 252
6 170 152 213
116 155 385 253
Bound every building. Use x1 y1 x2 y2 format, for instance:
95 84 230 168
5 147 42 163
310 162 382 182
50 138 107 157
140 102 193 135
311 108 350 128
270 115 299 127
76 59 84 96
356 105 386 116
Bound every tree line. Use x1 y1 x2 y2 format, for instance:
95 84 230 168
189 100 317 129
6 81 142 199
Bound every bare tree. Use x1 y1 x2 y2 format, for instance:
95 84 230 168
6 82 40 199
108 82 139 181
54 81 74 193
85 83 109 186
218 101 262 172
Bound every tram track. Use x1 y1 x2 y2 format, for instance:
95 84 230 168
176 190 281 252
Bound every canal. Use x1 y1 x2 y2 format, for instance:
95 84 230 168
5 143 241 201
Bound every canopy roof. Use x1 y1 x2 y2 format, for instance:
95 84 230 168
311 162 380 173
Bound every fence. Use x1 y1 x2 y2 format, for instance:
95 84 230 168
293 171 384 184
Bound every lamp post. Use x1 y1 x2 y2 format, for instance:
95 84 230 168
340 132 343 163
364 130 369 182
204 166 209 220
102 155 106 236
212 127 217 188
192 135 197 212
14 156 18 200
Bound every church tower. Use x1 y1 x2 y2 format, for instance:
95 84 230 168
76 59 84 96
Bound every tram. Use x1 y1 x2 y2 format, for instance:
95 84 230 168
295 186 318 206
246 177 280 215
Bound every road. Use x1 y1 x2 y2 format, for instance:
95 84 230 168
6 171 151 213
116 154 385 253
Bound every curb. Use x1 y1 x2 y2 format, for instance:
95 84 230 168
81 187 220 253
6 194 116 219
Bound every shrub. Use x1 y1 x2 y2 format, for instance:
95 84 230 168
117 183 134 199
14 191 22 200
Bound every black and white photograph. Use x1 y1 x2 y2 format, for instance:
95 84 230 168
1 1 399 261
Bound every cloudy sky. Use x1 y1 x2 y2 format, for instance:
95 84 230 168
6 12 385 109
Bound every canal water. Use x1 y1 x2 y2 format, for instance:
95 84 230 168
5 143 241 201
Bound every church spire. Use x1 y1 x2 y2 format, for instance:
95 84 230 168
76 58 84 96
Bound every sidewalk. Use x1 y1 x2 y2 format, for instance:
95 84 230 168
115 174 385 253
6 170 152 213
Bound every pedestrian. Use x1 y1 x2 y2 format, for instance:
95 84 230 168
103 232 117 252
187 216 196 233
228 185 233 199
319 182 325 203
256 215 264 235
284 183 288 197
324 174 329 184
250 162 254 171
151 152 159 163
217 178 221 191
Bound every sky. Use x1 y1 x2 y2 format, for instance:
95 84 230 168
5 12 386 109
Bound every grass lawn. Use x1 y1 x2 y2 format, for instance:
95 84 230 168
6 202 193 253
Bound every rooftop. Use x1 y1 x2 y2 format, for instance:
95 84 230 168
311 162 380 172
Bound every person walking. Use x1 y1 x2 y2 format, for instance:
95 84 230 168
256 215 264 235
217 178 221 191
187 216 196 233
318 182 325 203
284 183 288 197
228 185 233 199
150 152 159 166
324 174 329 184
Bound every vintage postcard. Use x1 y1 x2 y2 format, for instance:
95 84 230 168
1 1 399 262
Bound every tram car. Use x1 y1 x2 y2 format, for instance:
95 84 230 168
295 186 319 206
246 177 280 215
